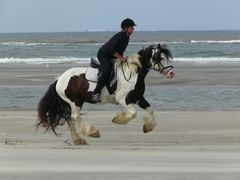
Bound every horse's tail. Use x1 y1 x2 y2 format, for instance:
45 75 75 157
37 80 71 135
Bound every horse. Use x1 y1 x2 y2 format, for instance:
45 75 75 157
37 44 175 145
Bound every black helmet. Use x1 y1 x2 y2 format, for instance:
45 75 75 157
121 18 137 29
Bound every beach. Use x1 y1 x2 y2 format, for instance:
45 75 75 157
0 62 240 179
1 110 240 179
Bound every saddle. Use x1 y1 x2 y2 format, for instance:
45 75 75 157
90 58 100 69
85 58 116 94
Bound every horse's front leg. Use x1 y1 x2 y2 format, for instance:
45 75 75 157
112 98 137 124
137 97 157 133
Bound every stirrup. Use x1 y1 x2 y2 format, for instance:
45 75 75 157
92 93 101 102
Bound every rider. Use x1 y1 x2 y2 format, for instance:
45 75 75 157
92 18 136 102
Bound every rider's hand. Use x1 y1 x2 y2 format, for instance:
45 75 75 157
122 56 128 62
120 57 127 62
113 52 127 62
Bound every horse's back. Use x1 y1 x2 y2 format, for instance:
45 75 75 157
56 67 87 98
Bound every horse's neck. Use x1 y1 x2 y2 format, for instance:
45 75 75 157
136 65 149 85
138 49 151 74
139 66 149 78
138 53 151 80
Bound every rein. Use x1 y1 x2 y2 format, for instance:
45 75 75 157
150 65 174 74
121 62 132 81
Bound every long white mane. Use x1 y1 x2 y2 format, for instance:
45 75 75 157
114 53 142 74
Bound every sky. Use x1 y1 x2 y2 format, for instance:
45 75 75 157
0 0 239 33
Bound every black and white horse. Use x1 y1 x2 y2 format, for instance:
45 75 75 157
37 44 175 145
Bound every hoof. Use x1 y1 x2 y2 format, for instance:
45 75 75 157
73 138 87 145
143 122 156 133
80 122 100 138
89 129 101 138
112 112 131 124
112 116 128 124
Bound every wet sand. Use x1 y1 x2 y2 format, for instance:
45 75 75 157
0 62 240 179
0 62 240 86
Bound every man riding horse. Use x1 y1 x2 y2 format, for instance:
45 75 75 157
92 18 136 102
37 19 175 145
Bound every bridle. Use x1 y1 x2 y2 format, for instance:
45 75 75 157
149 48 174 75
119 46 174 81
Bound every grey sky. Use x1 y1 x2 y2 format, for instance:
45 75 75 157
0 0 239 33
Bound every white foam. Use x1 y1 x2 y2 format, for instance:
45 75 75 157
0 57 90 64
129 41 186 45
0 42 51 46
175 57 240 63
1 39 240 47
190 40 240 44
1 57 240 64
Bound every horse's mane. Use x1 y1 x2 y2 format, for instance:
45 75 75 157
115 53 142 74
149 44 173 60
114 44 172 74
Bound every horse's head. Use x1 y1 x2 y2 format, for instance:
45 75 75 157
139 44 175 79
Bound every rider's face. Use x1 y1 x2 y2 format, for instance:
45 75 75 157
126 26 134 35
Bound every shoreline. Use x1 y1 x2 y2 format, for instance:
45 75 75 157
0 62 240 86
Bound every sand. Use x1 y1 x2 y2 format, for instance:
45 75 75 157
1 62 240 179
1 110 240 179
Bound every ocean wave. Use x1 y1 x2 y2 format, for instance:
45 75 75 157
0 41 107 46
1 56 240 64
0 42 51 46
190 40 240 44
1 41 183 46
174 57 240 63
1 39 240 47
0 57 91 64
129 41 186 45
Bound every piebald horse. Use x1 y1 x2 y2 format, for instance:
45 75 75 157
37 44 175 145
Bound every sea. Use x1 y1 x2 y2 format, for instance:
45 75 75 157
0 31 240 111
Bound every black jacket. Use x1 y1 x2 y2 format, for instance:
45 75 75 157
99 31 129 59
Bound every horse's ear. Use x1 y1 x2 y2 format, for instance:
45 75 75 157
157 43 161 49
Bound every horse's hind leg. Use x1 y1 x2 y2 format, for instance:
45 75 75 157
73 105 100 138
68 105 87 145
68 119 87 145
79 121 100 138
112 98 137 124
69 104 100 145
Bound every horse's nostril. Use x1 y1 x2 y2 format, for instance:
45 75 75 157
169 71 175 77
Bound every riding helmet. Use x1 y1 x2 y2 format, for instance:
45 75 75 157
121 18 137 29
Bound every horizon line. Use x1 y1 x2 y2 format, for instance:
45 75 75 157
0 29 240 34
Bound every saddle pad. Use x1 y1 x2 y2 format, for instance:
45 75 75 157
85 67 99 82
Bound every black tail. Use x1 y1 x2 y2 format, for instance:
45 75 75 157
37 80 71 135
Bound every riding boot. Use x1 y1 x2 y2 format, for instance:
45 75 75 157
92 75 106 102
